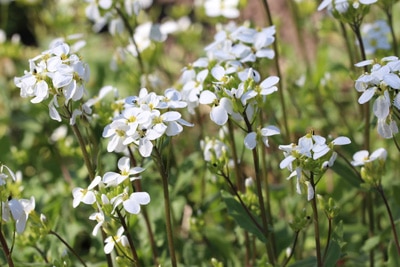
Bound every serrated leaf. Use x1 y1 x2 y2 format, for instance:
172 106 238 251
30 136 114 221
220 190 267 243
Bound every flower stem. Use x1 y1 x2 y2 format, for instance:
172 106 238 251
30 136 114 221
227 120 243 192
128 147 159 265
0 226 14 267
383 6 398 56
153 146 177 267
282 231 300 267
116 209 140 266
220 172 265 233
70 123 95 181
243 116 275 264
49 230 88 267
310 173 323 267
352 23 370 151
376 185 400 255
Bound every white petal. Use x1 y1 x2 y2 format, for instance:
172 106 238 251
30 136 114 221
210 105 228 125
82 191 96 205
373 92 390 119
9 199 24 221
199 90 217 104
280 155 296 169
139 138 153 157
332 136 351 145
211 65 225 81
118 157 130 171
384 73 400 89
261 125 280 136
260 76 279 89
358 88 376 104
123 199 140 214
244 132 257 149
305 181 314 201
355 59 374 67
132 192 151 205
104 242 114 254
162 111 181 122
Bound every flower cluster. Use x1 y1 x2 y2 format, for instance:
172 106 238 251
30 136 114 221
279 132 351 200
355 57 400 138
180 22 278 127
72 156 150 254
103 88 192 157
14 41 90 124
0 164 35 234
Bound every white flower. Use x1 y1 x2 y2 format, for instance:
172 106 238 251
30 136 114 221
102 120 130 153
2 197 35 233
111 188 151 214
102 157 144 186
104 227 129 254
89 209 105 236
244 125 280 149
201 137 228 162
241 76 279 104
72 176 101 208
199 91 233 125
351 148 387 166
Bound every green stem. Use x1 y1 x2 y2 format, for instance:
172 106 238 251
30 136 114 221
70 123 95 181
101 230 114 267
261 0 290 142
310 173 323 267
243 116 275 264
153 147 177 267
339 22 356 71
0 226 14 267
220 172 265 233
366 192 375 267
49 230 87 267
227 120 243 192
114 6 145 75
282 231 300 267
116 209 140 266
323 218 333 260
383 7 398 56
352 23 370 151
128 147 159 265
376 185 400 255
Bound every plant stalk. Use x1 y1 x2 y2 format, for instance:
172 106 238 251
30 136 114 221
376 185 400 255
310 173 323 267
153 147 177 267
0 226 14 267
49 230 88 267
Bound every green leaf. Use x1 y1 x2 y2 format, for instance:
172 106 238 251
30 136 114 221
220 190 267 243
386 241 400 267
289 256 317 267
324 240 341 267
361 235 381 252
331 160 361 188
